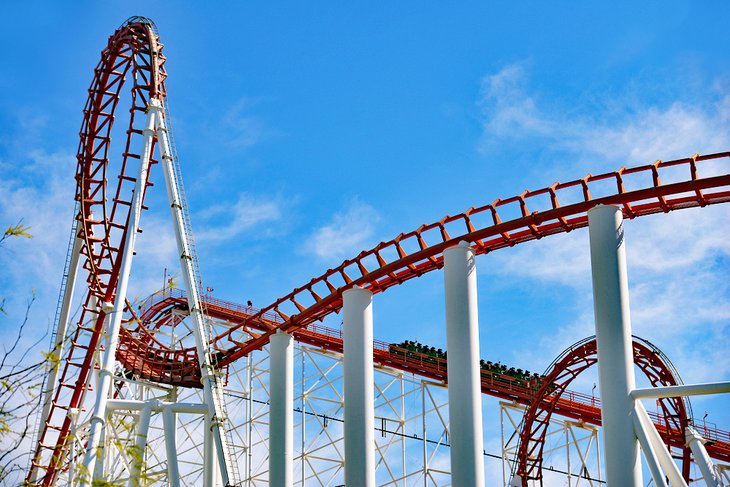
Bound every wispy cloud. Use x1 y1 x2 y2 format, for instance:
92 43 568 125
488 230 591 288
486 206 730 383
478 63 554 140
478 63 730 165
0 146 190 312
478 64 730 385
194 192 282 243
627 205 730 272
220 97 272 149
489 204 730 287
0 149 76 291
304 200 380 263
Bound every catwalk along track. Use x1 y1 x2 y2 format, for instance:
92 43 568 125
128 290 730 466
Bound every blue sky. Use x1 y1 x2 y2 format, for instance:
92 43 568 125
1 0 729 470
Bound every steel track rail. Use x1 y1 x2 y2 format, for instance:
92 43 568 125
132 294 730 471
215 152 730 364
515 338 695 485
27 17 166 486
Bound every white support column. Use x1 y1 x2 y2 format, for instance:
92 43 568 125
34 234 83 485
587 205 642 487
269 330 294 487
686 427 722 487
421 382 428 486
67 408 80 487
204 413 216 487
343 286 375 487
443 241 485 487
163 405 181 487
128 403 153 487
81 106 158 484
92 429 105 482
156 102 235 485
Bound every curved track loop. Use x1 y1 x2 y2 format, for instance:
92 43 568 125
117 300 203 388
27 17 166 486
514 336 693 486
215 152 730 365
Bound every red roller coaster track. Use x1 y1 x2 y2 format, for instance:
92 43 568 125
515 336 695 486
212 152 730 364
28 18 166 486
126 290 730 474
28 15 730 486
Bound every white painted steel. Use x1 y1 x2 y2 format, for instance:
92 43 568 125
156 102 236 485
633 401 686 487
33 234 82 484
443 241 485 487
631 381 730 400
587 205 642 487
80 107 158 484
204 414 215 487
162 406 181 487
686 427 722 487
105 399 208 414
128 403 153 487
67 408 80 487
343 286 376 487
92 430 105 482
632 407 668 487
269 330 294 487
421 382 428 487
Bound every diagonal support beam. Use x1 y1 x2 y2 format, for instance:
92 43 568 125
156 100 238 486
80 104 158 485
633 401 686 487
686 426 722 487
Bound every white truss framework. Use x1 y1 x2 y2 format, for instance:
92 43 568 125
244 343 456 486
500 402 602 487
45 304 730 487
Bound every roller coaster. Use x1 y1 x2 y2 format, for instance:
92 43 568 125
25 16 730 487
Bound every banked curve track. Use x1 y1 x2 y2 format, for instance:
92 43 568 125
114 152 730 379
214 151 730 365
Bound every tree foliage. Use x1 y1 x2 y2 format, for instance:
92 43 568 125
0 222 46 484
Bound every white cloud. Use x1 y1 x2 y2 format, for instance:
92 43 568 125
488 230 591 287
0 146 197 320
194 193 281 243
485 206 730 384
477 63 730 385
488 205 730 288
221 98 269 149
478 63 730 166
478 63 554 140
0 149 76 292
572 101 730 164
627 205 730 272
304 200 380 263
